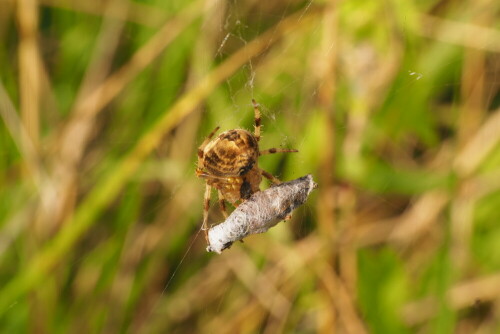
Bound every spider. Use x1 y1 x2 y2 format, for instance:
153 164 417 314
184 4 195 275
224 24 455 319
196 99 298 239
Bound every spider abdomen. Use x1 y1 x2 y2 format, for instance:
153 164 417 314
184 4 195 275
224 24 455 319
201 129 259 176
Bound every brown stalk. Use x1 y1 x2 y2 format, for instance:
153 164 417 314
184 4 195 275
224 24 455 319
454 107 500 177
316 262 369 334
224 249 292 320
0 82 43 190
17 0 40 148
418 14 500 53
402 273 500 325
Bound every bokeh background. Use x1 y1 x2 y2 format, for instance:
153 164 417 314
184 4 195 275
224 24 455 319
1 0 500 333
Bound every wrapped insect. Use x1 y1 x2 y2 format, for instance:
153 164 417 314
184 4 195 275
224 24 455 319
206 174 317 254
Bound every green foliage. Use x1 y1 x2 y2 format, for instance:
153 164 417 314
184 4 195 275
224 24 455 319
358 249 410 334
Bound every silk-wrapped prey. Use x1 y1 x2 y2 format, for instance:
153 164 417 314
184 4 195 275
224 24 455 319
207 174 317 254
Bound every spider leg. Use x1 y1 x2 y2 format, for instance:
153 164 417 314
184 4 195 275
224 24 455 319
260 168 282 185
196 173 230 181
260 148 298 156
197 126 220 159
217 190 229 219
202 184 212 241
252 99 261 142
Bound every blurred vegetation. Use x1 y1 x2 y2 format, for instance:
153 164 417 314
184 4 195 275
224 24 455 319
1 0 500 333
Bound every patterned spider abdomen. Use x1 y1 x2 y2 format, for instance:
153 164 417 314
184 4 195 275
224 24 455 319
200 129 259 177
197 129 262 204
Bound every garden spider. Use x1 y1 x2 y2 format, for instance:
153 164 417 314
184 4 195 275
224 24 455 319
196 100 298 239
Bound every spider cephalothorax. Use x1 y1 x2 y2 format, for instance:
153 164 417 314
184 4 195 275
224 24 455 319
196 100 298 238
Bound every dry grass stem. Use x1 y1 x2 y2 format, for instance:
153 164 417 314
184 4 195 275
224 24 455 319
224 249 292 319
402 273 500 325
454 107 500 177
0 82 42 187
17 0 41 151
317 263 369 334
419 14 500 53
389 191 449 244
